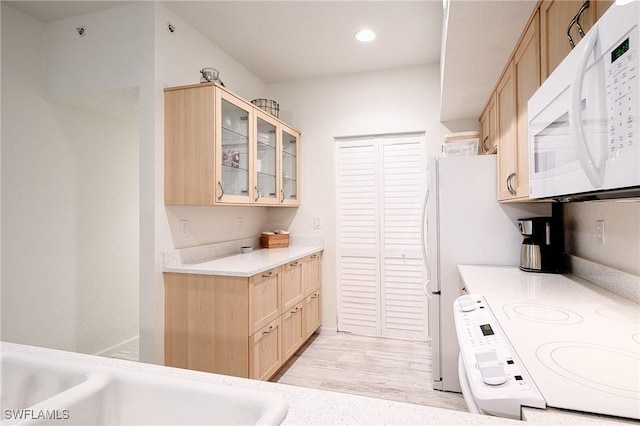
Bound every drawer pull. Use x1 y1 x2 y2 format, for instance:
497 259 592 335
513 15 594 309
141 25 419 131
262 271 273 278
290 261 299 267
310 254 317 259
290 307 300 314
262 325 274 335
311 294 318 299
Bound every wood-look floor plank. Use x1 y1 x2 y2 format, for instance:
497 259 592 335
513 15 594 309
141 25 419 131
274 332 467 412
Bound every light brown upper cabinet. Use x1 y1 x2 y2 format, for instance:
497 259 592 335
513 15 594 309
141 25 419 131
479 93 497 155
497 11 540 201
164 83 301 207
280 126 299 205
496 61 518 200
540 0 613 79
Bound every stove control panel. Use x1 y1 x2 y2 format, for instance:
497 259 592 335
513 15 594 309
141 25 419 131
454 294 546 419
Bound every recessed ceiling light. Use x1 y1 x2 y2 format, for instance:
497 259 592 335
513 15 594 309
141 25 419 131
354 29 376 42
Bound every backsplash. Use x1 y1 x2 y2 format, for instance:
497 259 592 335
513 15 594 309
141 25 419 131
563 200 640 276
163 236 324 267
566 255 640 304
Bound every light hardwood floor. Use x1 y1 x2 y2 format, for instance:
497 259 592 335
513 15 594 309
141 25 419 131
273 332 467 412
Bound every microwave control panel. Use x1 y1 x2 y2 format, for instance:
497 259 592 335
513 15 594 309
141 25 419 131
606 28 639 155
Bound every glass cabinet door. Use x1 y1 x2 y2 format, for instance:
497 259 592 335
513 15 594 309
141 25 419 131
281 128 299 205
255 113 278 204
217 91 252 203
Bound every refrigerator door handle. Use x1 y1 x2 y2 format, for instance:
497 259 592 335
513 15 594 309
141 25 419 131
421 188 432 299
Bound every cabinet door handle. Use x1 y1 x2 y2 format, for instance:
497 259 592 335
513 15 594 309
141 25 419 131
506 172 517 196
262 271 273 278
217 181 224 200
262 325 274 335
280 189 285 203
575 1 590 38
254 186 260 202
482 135 489 153
567 12 577 48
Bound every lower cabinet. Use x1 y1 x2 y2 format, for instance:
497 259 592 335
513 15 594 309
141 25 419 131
304 289 321 339
282 301 305 360
164 251 322 381
249 317 282 380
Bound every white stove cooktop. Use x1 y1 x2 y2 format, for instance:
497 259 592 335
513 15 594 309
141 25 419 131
458 266 640 421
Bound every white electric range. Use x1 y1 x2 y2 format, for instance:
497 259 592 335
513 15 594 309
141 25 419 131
455 265 640 422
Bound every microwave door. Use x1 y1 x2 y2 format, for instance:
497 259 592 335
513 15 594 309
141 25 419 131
570 25 609 189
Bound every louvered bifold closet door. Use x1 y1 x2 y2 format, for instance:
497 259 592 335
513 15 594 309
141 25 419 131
337 134 427 339
380 139 428 340
336 142 381 335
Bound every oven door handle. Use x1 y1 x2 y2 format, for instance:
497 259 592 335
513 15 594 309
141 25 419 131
458 353 481 414
571 24 606 188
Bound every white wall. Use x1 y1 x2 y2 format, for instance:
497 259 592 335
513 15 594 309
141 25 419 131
1 4 140 353
266 64 451 330
1 4 78 349
564 201 640 276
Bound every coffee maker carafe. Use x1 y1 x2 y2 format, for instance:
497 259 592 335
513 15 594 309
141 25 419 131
518 217 560 273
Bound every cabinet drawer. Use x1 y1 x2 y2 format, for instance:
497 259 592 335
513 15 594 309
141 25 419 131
282 300 305 361
302 252 322 296
249 267 281 335
304 290 322 338
281 259 303 312
249 317 282 381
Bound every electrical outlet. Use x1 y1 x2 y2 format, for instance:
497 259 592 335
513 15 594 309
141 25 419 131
180 220 189 237
596 220 605 244
236 217 244 231
314 216 321 229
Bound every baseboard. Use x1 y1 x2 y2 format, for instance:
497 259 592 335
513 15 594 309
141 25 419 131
318 326 338 336
94 335 139 357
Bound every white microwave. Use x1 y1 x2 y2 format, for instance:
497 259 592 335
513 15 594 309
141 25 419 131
528 0 640 200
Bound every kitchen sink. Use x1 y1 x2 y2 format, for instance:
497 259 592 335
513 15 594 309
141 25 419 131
1 352 93 413
1 351 288 425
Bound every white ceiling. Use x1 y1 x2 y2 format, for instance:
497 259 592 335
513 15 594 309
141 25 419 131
162 1 442 84
5 0 536 122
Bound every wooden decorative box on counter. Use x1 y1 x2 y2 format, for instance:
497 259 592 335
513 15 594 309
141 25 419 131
261 233 290 248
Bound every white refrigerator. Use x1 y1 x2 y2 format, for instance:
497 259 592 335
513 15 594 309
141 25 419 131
424 155 550 392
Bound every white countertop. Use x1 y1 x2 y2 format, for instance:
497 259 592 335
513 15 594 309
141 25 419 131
163 245 323 277
2 342 520 425
458 265 640 425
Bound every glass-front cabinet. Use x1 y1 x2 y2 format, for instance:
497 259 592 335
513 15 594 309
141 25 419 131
164 82 300 207
254 111 279 205
280 126 299 205
216 90 253 204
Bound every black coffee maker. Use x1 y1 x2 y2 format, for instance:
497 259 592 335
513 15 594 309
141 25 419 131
518 217 561 273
